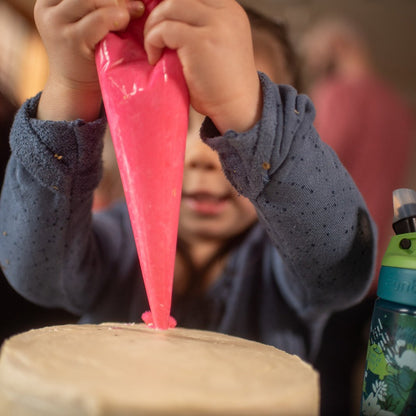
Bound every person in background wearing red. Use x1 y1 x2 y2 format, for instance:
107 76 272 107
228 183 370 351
301 18 415 294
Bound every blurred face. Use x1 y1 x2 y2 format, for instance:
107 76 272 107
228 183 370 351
178 31 292 247
300 30 335 83
178 108 257 246
252 29 294 85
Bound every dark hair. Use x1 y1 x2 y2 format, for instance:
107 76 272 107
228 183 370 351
244 7 302 91
0 91 17 186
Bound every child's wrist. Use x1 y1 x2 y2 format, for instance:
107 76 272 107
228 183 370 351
210 81 263 134
37 79 102 122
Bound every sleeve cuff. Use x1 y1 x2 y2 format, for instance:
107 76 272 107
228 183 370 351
10 93 107 195
199 73 276 201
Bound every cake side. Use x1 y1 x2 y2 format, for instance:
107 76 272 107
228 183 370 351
0 324 320 416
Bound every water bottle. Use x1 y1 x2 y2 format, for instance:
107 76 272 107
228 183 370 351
361 188 416 416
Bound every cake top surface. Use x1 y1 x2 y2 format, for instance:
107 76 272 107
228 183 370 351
0 323 319 415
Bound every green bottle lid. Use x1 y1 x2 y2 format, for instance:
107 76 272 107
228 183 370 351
378 233 416 307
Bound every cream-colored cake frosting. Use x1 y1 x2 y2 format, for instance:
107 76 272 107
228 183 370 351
0 323 319 415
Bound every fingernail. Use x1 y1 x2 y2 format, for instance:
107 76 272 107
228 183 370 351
129 1 145 18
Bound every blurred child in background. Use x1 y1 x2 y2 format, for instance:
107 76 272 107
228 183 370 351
301 18 415 291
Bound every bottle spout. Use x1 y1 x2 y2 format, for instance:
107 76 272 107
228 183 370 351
392 188 416 234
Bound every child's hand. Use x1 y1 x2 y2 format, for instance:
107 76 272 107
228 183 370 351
34 0 144 121
144 0 262 134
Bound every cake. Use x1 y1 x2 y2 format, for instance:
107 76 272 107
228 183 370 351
0 323 319 415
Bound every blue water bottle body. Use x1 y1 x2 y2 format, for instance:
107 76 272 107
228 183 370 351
361 296 416 415
361 189 416 415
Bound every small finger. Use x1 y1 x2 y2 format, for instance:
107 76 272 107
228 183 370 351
53 0 126 23
35 0 63 8
144 20 190 65
144 0 208 38
66 6 131 58
126 0 145 19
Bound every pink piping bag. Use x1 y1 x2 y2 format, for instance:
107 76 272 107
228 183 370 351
95 0 189 329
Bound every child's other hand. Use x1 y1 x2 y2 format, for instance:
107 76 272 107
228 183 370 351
34 0 144 121
144 0 262 134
